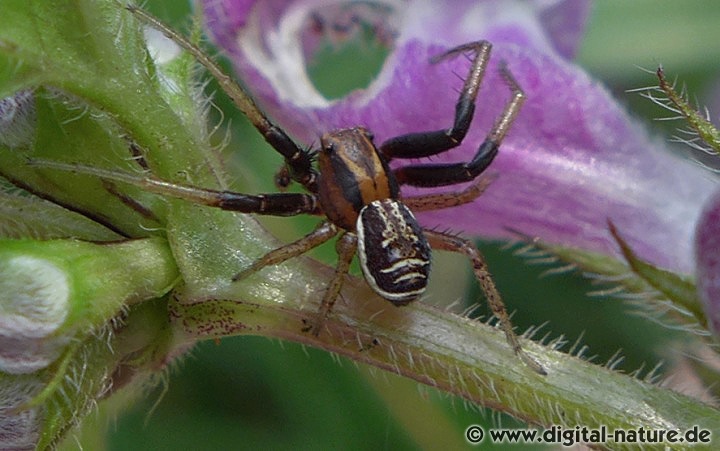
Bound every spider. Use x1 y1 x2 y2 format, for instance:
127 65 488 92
40 6 544 374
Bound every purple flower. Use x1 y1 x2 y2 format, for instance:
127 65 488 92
696 191 720 333
200 0 717 276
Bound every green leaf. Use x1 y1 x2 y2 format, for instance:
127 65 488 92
0 91 165 237
512 227 706 334
609 221 705 328
0 183 122 240
36 296 175 451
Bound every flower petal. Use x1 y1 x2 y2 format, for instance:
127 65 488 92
201 0 716 273
696 189 720 333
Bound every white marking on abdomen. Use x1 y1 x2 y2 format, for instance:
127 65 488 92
379 258 429 274
393 272 427 284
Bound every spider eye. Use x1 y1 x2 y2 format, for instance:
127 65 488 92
323 142 335 153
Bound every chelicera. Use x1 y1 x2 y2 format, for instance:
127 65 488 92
49 7 544 374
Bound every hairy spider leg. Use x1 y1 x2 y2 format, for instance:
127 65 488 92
126 5 318 192
379 41 492 160
311 233 358 336
425 230 546 375
393 62 525 188
232 221 338 281
402 174 495 212
27 160 319 216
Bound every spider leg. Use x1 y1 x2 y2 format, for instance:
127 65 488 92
232 221 338 281
394 63 525 188
424 230 546 375
403 174 495 212
310 232 358 336
127 6 318 192
379 41 492 160
28 160 319 216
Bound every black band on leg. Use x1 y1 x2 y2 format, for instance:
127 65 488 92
217 192 317 216
394 140 498 187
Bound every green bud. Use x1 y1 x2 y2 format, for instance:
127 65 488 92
0 255 70 374
0 238 178 374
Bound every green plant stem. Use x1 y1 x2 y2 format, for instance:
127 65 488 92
169 264 720 446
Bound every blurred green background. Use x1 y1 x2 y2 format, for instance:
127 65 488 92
99 1 720 450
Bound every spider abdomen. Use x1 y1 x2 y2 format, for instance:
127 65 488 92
356 199 431 305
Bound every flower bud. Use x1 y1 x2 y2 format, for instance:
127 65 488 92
0 374 42 449
0 256 71 374
0 90 36 149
